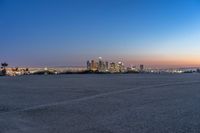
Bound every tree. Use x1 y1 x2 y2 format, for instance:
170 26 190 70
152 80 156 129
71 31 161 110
1 62 8 68
1 62 8 76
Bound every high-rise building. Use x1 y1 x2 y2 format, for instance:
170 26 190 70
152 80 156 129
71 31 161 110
117 62 125 72
105 61 109 71
98 57 103 71
140 64 144 72
110 62 116 73
86 58 126 73
87 60 91 70
91 60 97 71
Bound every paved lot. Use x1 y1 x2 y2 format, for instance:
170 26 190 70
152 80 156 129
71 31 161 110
0 74 200 133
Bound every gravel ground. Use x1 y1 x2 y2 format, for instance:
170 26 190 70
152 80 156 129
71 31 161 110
0 74 200 133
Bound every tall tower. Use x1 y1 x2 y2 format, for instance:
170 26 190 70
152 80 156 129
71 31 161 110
110 62 116 73
87 60 91 70
118 62 124 72
140 64 144 72
98 57 103 71
105 61 109 71
91 60 97 71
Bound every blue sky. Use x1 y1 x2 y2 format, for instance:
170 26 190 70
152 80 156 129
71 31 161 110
1 0 200 67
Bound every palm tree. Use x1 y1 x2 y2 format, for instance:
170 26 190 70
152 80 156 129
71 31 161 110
1 62 8 76
1 62 8 68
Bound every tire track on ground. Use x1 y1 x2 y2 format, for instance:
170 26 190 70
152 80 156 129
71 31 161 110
1 80 200 115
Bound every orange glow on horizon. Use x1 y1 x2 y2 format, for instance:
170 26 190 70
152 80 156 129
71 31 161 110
124 55 200 68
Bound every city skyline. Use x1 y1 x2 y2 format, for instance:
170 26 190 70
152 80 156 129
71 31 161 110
1 0 200 68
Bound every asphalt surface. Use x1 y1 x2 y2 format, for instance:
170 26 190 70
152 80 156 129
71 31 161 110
0 74 200 133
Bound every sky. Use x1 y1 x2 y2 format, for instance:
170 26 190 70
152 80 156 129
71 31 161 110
1 0 200 68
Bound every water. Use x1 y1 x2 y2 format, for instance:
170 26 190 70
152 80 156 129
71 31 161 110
0 74 200 133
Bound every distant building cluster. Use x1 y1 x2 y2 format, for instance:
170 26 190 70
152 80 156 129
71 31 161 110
2 60 200 76
6 68 30 76
0 63 30 76
86 58 200 74
87 57 126 73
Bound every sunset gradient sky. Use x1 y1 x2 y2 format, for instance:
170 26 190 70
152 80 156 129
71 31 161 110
1 0 200 67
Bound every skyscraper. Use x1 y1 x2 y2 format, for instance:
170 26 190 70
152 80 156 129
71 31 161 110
110 62 116 73
140 64 144 72
91 60 97 71
87 60 91 70
105 61 109 71
98 57 103 71
117 62 125 72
